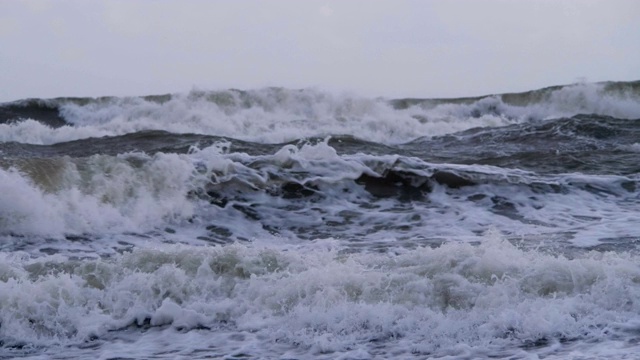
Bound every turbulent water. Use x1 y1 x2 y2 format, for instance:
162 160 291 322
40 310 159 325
1 81 640 359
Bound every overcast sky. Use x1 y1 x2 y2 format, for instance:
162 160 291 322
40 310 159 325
1 0 639 102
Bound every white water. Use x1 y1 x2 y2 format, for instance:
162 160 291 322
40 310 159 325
2 235 640 358
2 83 640 146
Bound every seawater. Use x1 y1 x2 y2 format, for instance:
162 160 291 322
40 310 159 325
1 81 640 359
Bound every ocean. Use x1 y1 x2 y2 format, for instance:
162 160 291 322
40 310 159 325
1 81 639 359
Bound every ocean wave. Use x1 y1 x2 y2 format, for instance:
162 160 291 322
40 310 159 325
1 81 639 145
0 152 198 239
2 81 640 359
1 141 636 252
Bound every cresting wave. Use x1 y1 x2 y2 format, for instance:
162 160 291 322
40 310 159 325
1 139 637 254
1 81 639 145
0 151 197 239
2 236 640 358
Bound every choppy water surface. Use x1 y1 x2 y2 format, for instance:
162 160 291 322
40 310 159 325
1 81 640 359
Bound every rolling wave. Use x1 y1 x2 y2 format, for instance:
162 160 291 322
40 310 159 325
1 81 639 145
2 81 640 358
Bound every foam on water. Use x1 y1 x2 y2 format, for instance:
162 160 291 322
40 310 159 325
1 82 639 146
0 119 113 146
2 235 640 358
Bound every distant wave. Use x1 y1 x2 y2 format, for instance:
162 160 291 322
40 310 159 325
390 80 640 108
1 81 639 145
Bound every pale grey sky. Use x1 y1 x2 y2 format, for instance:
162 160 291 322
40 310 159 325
1 0 639 102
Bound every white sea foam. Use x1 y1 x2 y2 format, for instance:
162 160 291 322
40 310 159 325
2 235 640 358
